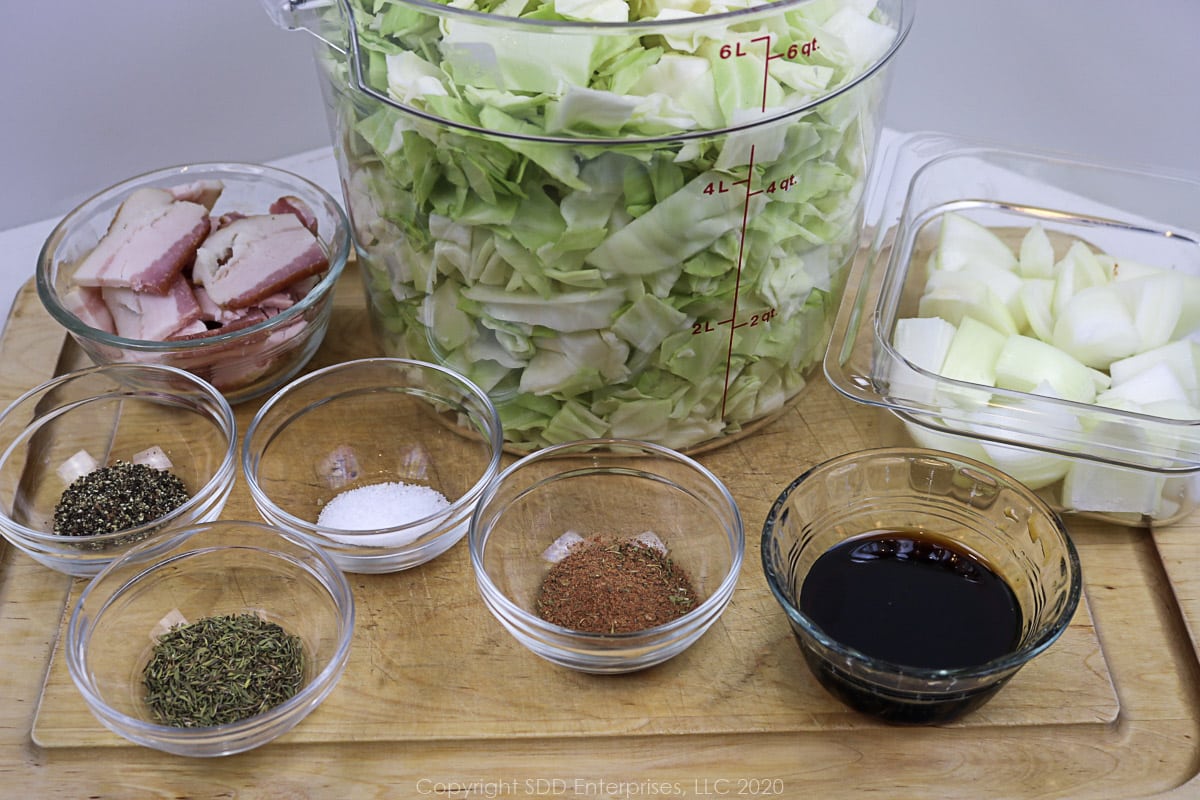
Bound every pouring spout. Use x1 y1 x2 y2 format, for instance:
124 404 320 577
259 0 347 54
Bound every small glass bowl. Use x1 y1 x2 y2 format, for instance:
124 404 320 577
469 438 745 674
761 447 1081 725
0 363 237 577
826 131 1200 526
243 357 504 574
37 162 351 405
65 520 355 757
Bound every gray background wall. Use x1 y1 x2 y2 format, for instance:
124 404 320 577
2 0 1197 232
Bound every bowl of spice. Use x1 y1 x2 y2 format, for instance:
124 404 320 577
243 357 504 573
468 438 745 674
65 520 354 757
761 447 1082 725
0 363 237 577
36 162 351 405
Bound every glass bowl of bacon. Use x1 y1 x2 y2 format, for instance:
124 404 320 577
36 163 351 404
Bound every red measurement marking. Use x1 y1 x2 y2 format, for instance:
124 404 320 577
691 307 778 336
719 35 822 111
717 42 751 59
751 35 772 112
750 308 778 326
764 175 797 193
703 35 816 419
720 143 758 419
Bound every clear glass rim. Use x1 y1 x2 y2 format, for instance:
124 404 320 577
334 0 913 145
340 0 911 34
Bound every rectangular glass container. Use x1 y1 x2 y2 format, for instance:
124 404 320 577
826 131 1200 527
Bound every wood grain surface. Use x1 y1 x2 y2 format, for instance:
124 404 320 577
1 271 1199 799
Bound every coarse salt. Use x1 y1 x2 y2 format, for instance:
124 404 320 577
317 481 452 547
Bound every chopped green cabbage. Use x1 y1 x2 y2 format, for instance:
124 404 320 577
321 0 901 449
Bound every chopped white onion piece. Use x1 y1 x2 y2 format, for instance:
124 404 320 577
131 445 173 471
890 316 957 404
541 530 585 563
899 212 1200 520
56 449 98 484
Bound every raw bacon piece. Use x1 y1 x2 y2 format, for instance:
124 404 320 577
208 318 308 392
194 286 264 327
168 319 211 339
192 214 328 310
269 195 319 235
168 309 269 341
169 179 224 211
71 189 170 283
192 286 225 322
61 285 116 334
214 211 248 229
287 274 320 299
102 274 202 341
72 187 211 295
258 291 297 313
62 179 328 366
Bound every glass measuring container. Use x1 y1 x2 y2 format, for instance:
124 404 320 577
261 0 912 452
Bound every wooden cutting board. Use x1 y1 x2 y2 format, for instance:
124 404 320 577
1 270 1199 798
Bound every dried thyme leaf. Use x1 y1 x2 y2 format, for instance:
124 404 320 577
143 613 305 728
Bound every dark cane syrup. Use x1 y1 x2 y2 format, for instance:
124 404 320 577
798 529 1022 723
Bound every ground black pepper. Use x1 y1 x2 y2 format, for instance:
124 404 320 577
53 461 190 547
535 535 698 634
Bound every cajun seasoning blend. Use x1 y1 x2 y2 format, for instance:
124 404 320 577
536 533 698 634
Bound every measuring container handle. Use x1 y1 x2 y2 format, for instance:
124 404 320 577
258 0 347 54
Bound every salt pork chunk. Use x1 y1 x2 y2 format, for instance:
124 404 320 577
72 187 211 295
209 318 308 391
169 319 211 339
193 213 328 310
169 179 224 211
192 285 225 322
168 308 268 341
259 291 297 315
194 286 256 326
61 285 116 334
269 195 319 235
102 274 203 341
